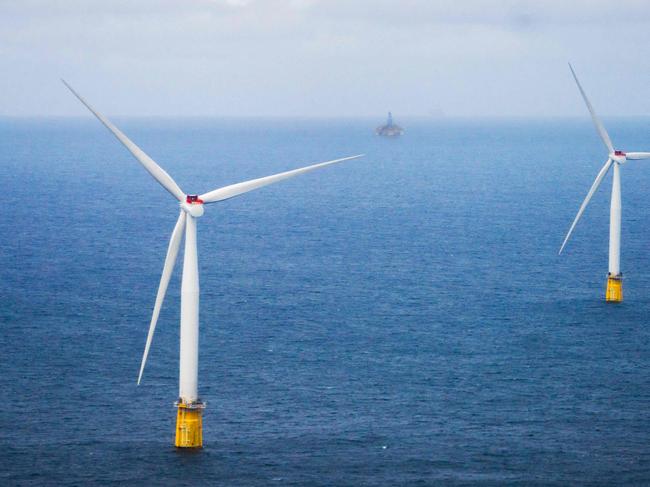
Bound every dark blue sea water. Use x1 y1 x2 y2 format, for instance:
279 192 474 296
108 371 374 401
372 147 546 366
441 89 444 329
2 117 650 485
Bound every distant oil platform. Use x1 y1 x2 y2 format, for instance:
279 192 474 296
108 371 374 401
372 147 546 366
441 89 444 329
375 112 404 137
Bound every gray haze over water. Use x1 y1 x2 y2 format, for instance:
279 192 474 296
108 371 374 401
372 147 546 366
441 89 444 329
1 0 650 118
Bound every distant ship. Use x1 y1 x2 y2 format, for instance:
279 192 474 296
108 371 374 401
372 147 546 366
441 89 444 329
375 112 404 137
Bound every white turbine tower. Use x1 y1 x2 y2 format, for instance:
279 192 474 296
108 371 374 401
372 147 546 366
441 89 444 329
63 81 363 447
559 64 650 302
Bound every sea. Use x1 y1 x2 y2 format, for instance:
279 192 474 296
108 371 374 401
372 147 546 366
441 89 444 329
1 117 650 485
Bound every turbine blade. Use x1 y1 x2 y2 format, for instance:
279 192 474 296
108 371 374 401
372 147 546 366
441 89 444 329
568 64 614 154
138 211 186 384
62 80 185 201
559 158 613 254
199 154 364 204
625 152 650 160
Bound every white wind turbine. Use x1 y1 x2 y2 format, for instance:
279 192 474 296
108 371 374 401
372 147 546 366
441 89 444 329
559 64 650 302
63 80 363 447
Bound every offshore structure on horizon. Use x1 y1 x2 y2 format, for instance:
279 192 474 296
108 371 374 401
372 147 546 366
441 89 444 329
375 112 404 137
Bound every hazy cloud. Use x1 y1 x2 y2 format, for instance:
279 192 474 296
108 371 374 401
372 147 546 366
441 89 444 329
1 0 649 116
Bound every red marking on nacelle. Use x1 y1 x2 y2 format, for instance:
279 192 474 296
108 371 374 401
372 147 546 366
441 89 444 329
186 195 204 204
615 150 626 156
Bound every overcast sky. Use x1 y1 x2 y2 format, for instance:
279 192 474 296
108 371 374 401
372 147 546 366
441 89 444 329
1 0 649 117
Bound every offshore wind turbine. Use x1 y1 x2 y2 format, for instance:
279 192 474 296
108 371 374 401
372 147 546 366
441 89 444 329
559 64 650 302
63 80 363 447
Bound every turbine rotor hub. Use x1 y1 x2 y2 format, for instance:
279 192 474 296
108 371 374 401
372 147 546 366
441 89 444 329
612 150 627 164
181 195 205 217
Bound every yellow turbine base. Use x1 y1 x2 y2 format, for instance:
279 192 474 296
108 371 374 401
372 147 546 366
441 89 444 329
605 274 623 303
175 403 203 448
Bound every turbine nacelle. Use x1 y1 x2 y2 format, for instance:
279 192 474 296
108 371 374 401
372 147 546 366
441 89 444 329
611 151 626 164
181 195 205 218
